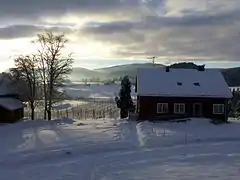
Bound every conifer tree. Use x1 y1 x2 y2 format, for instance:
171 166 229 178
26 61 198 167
115 76 134 118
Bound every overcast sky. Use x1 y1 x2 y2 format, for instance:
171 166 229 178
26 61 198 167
0 0 240 71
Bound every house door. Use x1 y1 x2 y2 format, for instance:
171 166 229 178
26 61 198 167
193 103 202 117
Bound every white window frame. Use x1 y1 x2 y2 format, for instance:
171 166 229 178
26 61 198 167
174 103 185 114
157 103 168 113
213 104 224 114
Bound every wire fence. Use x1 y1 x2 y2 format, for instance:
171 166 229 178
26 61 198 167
24 99 120 120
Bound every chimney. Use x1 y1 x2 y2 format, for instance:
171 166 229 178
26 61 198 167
197 65 205 71
166 66 170 72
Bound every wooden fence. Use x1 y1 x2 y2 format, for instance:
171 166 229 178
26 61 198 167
24 99 120 120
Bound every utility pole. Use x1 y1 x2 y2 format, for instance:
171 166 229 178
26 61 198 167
147 56 157 66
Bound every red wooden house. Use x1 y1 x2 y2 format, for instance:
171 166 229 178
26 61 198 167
136 66 232 121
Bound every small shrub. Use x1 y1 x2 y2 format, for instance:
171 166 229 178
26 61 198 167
210 119 225 125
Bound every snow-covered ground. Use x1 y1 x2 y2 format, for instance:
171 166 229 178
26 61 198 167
52 100 88 110
1 118 240 179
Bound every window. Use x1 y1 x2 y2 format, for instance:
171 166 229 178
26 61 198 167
193 82 200 86
213 104 224 114
174 103 185 114
157 103 168 113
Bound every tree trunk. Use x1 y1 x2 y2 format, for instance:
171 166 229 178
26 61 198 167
42 65 47 120
120 109 128 119
30 101 35 120
47 97 52 121
47 85 53 120
47 109 51 121
44 98 47 119
43 83 47 120
47 70 54 121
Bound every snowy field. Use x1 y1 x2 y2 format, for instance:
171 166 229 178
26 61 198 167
1 118 240 179
25 83 129 119
63 83 136 100
52 100 88 110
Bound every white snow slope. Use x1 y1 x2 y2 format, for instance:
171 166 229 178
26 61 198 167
63 83 136 99
0 118 240 180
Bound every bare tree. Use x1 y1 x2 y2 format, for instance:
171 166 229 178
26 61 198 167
34 30 73 120
82 78 88 85
10 55 38 120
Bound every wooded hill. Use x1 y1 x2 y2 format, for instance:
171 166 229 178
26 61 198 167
70 62 240 86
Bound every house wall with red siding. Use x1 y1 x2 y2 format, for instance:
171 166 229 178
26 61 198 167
137 96 229 121
0 106 24 123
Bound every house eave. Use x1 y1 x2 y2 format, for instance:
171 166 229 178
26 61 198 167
137 93 232 99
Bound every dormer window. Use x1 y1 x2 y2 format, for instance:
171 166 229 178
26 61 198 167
194 82 200 86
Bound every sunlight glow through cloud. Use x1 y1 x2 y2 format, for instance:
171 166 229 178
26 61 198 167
0 0 239 71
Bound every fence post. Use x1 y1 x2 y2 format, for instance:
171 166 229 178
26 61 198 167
66 109 68 118
80 109 83 119
57 110 59 119
184 120 187 145
93 109 95 119
163 125 166 137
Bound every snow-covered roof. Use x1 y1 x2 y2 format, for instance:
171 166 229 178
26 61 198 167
137 67 232 98
0 98 24 110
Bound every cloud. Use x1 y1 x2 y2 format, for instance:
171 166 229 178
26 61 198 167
112 23 240 62
0 0 239 64
0 25 73 39
0 0 165 24
0 25 41 39
82 8 240 33
79 1 240 62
